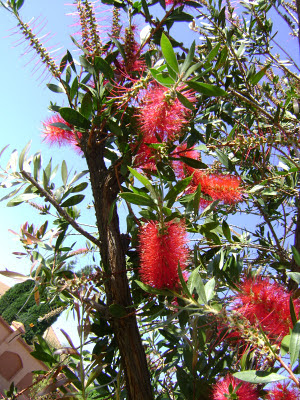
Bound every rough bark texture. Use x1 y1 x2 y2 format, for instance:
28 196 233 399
85 142 153 400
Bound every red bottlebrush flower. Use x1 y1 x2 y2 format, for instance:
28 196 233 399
190 171 242 205
42 114 81 151
138 220 189 290
138 85 196 144
212 374 259 400
133 142 158 172
267 383 299 400
232 277 300 341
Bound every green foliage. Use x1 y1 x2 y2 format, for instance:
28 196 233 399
0 280 61 344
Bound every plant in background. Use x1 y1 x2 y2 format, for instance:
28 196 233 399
1 0 300 398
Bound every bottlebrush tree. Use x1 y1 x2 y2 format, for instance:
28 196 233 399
1 0 300 399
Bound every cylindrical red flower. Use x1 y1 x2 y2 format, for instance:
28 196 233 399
138 85 196 144
138 220 189 290
232 277 300 341
212 374 259 400
266 383 299 400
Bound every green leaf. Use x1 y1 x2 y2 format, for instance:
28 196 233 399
119 192 156 207
30 350 57 364
59 107 91 129
135 280 173 297
164 176 192 205
176 91 195 111
200 200 220 218
7 193 38 207
178 262 192 299
61 194 85 207
187 81 228 97
128 167 153 193
160 33 179 74
19 141 31 171
292 246 300 267
70 77 78 101
222 220 231 241
204 277 215 302
287 272 300 284
149 68 175 87
61 160 68 186
47 83 65 93
188 267 207 304
207 42 221 63
281 334 291 356
180 156 207 170
180 41 195 75
249 64 270 85
215 149 234 170
109 304 127 318
290 296 297 327
290 320 300 366
71 182 88 193
233 371 287 384
79 55 95 74
80 93 93 119
94 56 114 80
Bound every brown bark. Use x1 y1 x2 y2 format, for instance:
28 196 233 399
84 142 153 400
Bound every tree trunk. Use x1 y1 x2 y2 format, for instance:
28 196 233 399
85 143 153 400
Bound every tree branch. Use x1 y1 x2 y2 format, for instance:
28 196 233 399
21 170 101 248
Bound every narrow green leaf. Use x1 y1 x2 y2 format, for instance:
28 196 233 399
94 57 114 80
187 81 228 97
287 272 300 284
135 280 173 297
71 182 88 193
204 277 215 302
178 262 192 299
292 246 300 267
281 335 291 356
222 220 231 241
176 91 195 111
180 156 207 170
119 192 156 207
207 42 221 63
290 320 300 366
59 107 91 129
61 160 68 186
80 93 93 119
180 40 195 75
7 193 38 207
215 149 234 170
160 33 179 74
188 267 207 304
233 371 287 384
79 55 95 74
70 77 78 101
200 200 220 218
164 176 192 203
61 194 85 207
19 141 31 171
128 167 153 193
47 83 65 93
249 64 270 85
290 296 297 327
149 68 175 87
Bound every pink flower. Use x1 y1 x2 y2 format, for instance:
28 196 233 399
212 374 259 400
138 220 189 290
42 114 81 151
232 277 300 341
266 383 299 400
138 85 196 144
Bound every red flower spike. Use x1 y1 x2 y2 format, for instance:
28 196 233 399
190 171 243 205
233 277 300 341
138 220 189 290
212 374 259 400
267 383 299 400
138 85 196 144
42 114 81 151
